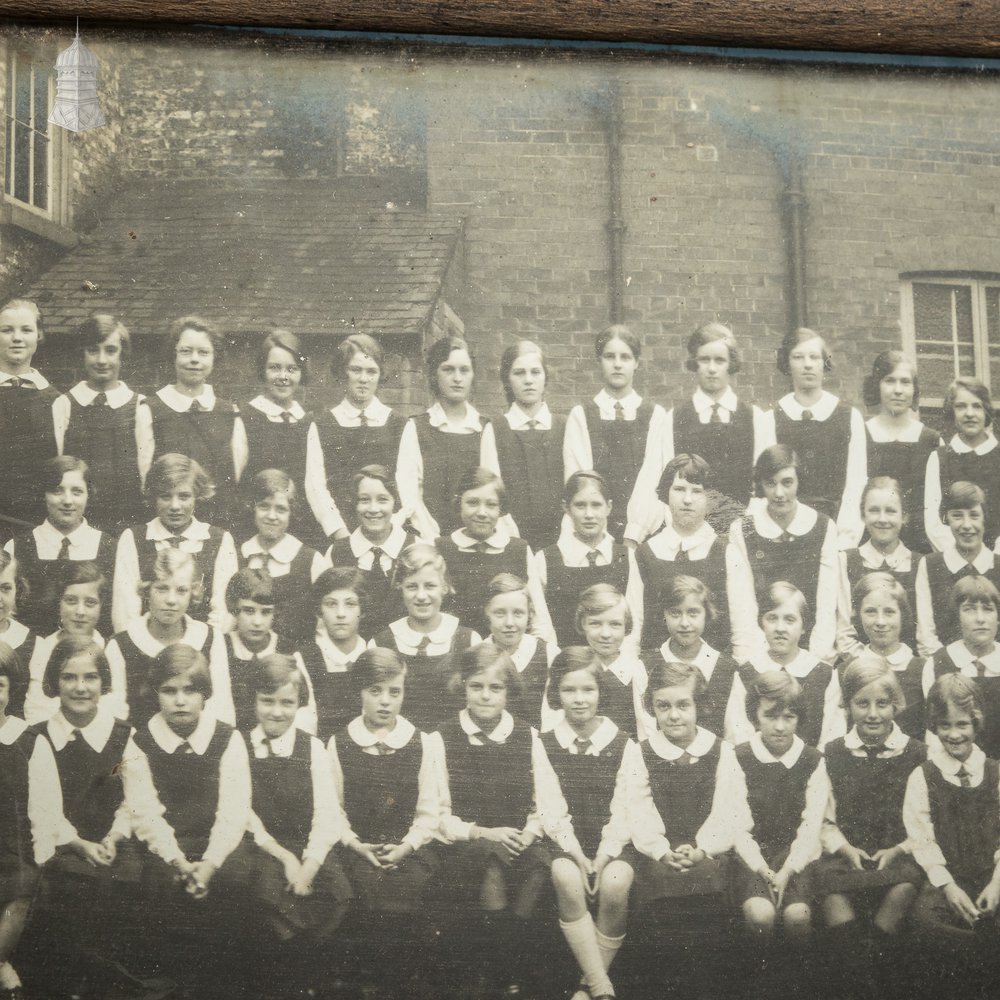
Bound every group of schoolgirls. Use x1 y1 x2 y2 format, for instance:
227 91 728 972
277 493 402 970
3 294 1000 1000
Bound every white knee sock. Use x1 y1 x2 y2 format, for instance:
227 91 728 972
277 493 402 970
595 928 625 971
0 962 21 989
559 914 614 996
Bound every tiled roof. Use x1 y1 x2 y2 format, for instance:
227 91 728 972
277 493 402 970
27 179 464 337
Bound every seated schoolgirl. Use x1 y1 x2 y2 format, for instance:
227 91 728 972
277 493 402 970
542 647 634 1000
0 552 40 702
727 582 844 750
921 575 1000 759
904 674 1000 989
112 453 238 634
914 481 1000 656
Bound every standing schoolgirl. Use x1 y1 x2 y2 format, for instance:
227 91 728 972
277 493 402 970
564 325 668 544
837 476 918 659
542 647 634 1000
763 327 866 547
536 472 633 650
480 340 566 551
0 553 39 707
238 469 327 649
436 467 553 643
863 351 940 554
52 313 144 533
313 334 406 538
0 641 65 1000
135 315 247 530
924 376 1000 552
729 444 839 660
396 335 486 541
628 322 772 542
812 656 926 997
371 544 480 732
0 299 60 536
326 465 419 638
105 549 232 727
727 582 844 749
5 456 116 637
112 453 238 633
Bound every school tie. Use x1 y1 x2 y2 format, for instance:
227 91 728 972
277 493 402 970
168 534 183 549
4 376 32 389
526 419 540 430
57 537 71 561
473 541 491 553
779 531 795 544
68 728 83 744
415 636 431 657
574 737 593 755
675 751 696 765
260 737 272 758
586 551 599 567
674 546 689 563
188 399 203 413
369 547 387 584
176 740 195 755
800 409 814 422
709 403 722 424
613 402 624 422
279 410 293 423
974 659 987 678
473 731 501 749
358 410 369 427
957 765 972 788
92 392 108 408
863 743 887 759
374 741 393 756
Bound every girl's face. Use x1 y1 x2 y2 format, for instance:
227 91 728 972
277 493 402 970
256 681 300 740
879 362 915 417
936 703 977 763
0 562 16 626
953 387 988 446
559 667 600 728
581 605 627 663
58 653 102 727
0 306 39 373
0 675 8 719
319 588 362 644
84 332 123 389
254 491 291 544
46 470 88 532
508 352 546 410
344 351 381 410
946 506 985 557
355 476 395 541
694 339 731 398
667 475 708 533
756 697 799 758
849 679 896 745
59 581 102 637
959 599 999 655
859 588 902 654
155 480 197 533
263 345 302 407
157 669 204 738
460 483 501 541
234 599 275 650
401 565 445 625
361 675 404 731
148 565 195 626
863 487 904 550
436 348 474 406
762 599 804 659
174 327 215 388
664 593 706 652
465 664 508 729
485 590 530 650
599 337 637 397
565 482 611 544
762 466 798 522
652 682 698 748
787 335 826 393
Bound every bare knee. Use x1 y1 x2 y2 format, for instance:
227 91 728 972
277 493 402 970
743 897 777 935
783 903 812 940
822 893 855 928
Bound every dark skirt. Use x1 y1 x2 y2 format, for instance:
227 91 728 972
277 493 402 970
809 852 924 897
0 851 38 905
732 854 813 908
439 839 551 903
343 844 437 915
635 851 730 906
44 836 143 885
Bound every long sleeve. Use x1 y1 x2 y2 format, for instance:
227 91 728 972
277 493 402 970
395 419 439 541
820 782 848 856
103 638 131 721
903 766 952 887
696 742 752 857
596 748 633 859
52 394 70 454
625 550 645 652
631 660 655 741
302 737 345 864
433 731 477 843
479 422 501 478
293 651 319 737
24 641 53 726
28 735 71 865
524 546 556 645
403 732 444 851
304 423 346 539
532 737 582 854
835 408 867 549
752 405 776 461
624 406 672 545
914 557 941 658
622 739 671 861
785 759 830 873
562 405 593 482
808 519 840 662
112 529 142 634
209 532 239 633
205 630 235 727
727 541 765 662
231 415 249 483
724 670 752 747
135 400 155 489
923 451 950 554
202 730 252 870
836 551 863 659
817 668 847 752
121 741 184 864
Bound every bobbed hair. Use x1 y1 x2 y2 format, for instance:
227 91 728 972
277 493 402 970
745 669 806 726
453 466 506 513
575 583 632 638
656 453 712 503
862 350 919 410
563 469 612 505
753 444 800 498
852 571 912 626
943 376 993 430
841 653 905 714
166 315 225 358
252 653 307 706
392 543 452 596
0 641 27 715
499 340 548 404
257 328 309 385
144 453 215 503
350 646 407 696
426 335 475 397
594 324 641 362
860 475 905 520
335 333 384 378
545 645 607 711
351 464 399 510
40 455 91 498
78 312 130 359
643 660 706 715
225 567 275 614
776 327 833 376
951 574 1000 616
0 299 43 342
926 672 985 735
43 636 112 698
685 321 741 374
662 574 717 627
144 643 213 704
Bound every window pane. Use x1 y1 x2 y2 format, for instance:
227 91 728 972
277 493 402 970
11 55 32 204
912 282 975 398
32 67 48 210
988 285 1000 394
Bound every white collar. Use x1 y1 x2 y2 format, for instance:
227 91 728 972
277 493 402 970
0 620 30 650
36 519 99 549
646 726 717 760
865 416 925 444
692 386 738 414
249 723 297 757
943 544 996 575
157 384 217 412
594 388 642 418
485 633 538 672
48 705 118 752
451 526 511 552
857 540 911 572
947 432 998 456
552 716 618 754
229 631 278 661
844 722 908 751
314 629 365 671
459 708 515 742
865 642 915 667
751 501 818 539
69 381 134 408
350 523 407 559
331 397 392 424
749 730 805 768
505 403 552 430
147 709 219 754
930 742 985 779
600 652 639 686
427 401 483 433
0 716 28 744
390 613 460 648
649 520 716 558
658 640 721 681
778 390 839 421
146 517 211 542
946 640 1000 676
242 533 302 565
557 531 615 566
748 648 821 679
248 395 306 422
125 615 209 658
346 714 416 749
43 628 106 650
0 367 48 389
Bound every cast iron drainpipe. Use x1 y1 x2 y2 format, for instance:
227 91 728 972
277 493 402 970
605 79 626 325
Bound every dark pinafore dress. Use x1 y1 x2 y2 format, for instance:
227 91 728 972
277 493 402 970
491 416 566 552
811 736 926 895
508 638 550 730
920 552 1000 651
223 634 270 735
737 661 833 750
930 649 1000 760
542 542 630 648
296 642 358 744
337 724 435 912
0 725 41 904
63 391 144 533
935 441 1000 550
643 648 737 741
733 741 823 904
248 728 352 929
412 413 484 537
237 540 318 650
842 547 918 654
583 399 653 543
885 656 926 741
